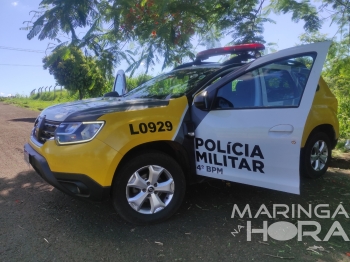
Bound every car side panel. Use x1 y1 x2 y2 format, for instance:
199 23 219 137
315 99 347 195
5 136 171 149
301 77 339 147
97 96 189 185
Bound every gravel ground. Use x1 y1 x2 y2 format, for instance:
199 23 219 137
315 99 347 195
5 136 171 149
0 102 349 262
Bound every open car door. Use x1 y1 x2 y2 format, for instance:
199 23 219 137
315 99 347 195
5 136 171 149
192 41 331 194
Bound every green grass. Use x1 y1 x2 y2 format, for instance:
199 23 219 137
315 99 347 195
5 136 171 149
333 139 350 156
0 90 78 111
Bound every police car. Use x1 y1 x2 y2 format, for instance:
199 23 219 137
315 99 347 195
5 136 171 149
24 41 338 224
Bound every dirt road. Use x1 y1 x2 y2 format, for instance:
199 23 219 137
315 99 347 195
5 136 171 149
0 102 349 261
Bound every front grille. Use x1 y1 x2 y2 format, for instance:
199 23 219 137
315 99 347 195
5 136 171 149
33 117 60 144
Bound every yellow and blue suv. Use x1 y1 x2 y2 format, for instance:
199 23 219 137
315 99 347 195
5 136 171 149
24 42 338 224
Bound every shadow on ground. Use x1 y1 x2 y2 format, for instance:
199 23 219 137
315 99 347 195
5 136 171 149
330 156 350 170
1 168 349 261
8 117 37 123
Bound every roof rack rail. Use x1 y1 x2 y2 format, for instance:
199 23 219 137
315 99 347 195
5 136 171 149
196 43 265 61
173 61 215 70
172 43 265 70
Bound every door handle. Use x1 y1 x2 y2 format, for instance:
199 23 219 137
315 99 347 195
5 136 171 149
268 124 294 137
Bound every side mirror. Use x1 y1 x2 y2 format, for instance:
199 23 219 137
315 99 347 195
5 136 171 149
113 70 127 95
103 91 120 97
193 91 209 110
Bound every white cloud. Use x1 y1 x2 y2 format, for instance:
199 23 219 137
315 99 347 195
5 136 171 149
12 2 18 6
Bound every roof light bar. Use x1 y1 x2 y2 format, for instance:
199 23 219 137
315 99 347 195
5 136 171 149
196 43 265 61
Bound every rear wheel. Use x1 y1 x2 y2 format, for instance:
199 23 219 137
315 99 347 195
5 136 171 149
301 132 331 179
112 152 186 225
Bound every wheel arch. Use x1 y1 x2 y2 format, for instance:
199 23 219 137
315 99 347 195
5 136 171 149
303 124 337 150
111 141 193 188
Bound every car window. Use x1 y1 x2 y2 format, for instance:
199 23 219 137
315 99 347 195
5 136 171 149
124 67 219 100
214 55 314 109
263 69 298 103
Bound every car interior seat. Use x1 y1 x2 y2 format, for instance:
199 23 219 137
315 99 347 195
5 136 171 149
233 79 255 108
265 71 297 104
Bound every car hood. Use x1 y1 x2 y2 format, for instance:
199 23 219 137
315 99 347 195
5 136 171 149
40 96 170 122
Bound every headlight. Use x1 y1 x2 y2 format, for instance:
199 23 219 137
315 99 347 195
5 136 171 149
55 121 105 145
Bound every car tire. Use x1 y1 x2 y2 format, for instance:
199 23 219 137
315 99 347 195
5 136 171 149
112 151 186 225
301 132 331 179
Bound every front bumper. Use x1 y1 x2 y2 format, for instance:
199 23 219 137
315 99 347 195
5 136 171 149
24 143 110 201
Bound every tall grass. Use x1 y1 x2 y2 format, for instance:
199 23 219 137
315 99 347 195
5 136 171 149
1 89 78 111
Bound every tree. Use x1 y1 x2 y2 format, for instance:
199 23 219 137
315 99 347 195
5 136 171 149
299 32 350 138
43 46 111 99
322 37 350 138
24 0 277 76
267 0 322 32
126 74 153 90
24 0 100 43
268 0 350 39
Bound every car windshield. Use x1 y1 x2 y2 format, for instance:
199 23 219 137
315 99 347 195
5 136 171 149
124 67 219 100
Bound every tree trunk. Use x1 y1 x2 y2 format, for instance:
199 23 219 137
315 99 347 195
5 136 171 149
79 89 83 100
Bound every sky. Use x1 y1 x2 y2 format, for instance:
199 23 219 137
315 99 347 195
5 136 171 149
0 0 339 97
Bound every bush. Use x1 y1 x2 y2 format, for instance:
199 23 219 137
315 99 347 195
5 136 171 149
126 74 153 91
337 95 350 138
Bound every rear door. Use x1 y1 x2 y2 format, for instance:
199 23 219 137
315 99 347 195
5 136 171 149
192 41 331 194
